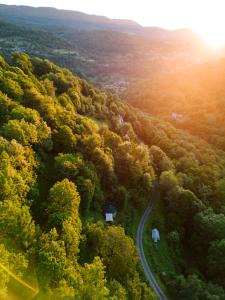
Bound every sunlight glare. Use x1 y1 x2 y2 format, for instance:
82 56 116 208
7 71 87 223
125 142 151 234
198 27 225 48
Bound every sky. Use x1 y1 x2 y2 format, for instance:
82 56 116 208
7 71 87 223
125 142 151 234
1 0 225 46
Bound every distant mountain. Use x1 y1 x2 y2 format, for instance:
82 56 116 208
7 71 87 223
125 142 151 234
142 27 200 43
0 4 199 42
0 4 142 32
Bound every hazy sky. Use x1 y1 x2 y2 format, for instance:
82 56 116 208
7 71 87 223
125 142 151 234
1 0 225 45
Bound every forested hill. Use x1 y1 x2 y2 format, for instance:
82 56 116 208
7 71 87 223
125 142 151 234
125 58 225 151
0 4 197 41
0 4 142 32
1 54 225 299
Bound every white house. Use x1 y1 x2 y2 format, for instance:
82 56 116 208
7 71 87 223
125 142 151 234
104 204 117 223
105 213 113 222
152 228 160 243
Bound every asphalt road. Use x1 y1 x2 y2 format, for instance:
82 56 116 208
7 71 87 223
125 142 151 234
136 183 168 300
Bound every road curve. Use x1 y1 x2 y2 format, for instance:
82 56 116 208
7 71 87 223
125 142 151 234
136 183 168 300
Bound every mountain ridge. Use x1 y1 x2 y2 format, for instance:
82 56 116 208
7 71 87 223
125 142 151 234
0 4 199 41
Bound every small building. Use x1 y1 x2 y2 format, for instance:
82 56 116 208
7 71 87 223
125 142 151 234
104 203 117 223
152 228 160 243
105 213 113 222
171 112 184 123
117 115 124 125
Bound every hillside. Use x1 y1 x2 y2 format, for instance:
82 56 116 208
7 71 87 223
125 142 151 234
124 59 225 151
1 53 225 299
0 53 156 299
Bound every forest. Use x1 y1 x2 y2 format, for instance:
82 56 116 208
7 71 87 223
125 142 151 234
1 53 225 299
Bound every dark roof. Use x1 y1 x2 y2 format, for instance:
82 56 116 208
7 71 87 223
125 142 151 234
104 203 117 214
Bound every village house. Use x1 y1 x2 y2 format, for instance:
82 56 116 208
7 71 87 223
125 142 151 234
152 228 160 243
104 203 117 224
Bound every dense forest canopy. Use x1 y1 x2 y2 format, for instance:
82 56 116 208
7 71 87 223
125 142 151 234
0 53 157 299
1 53 225 299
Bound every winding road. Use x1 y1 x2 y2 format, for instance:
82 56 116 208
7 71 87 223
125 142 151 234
136 183 168 300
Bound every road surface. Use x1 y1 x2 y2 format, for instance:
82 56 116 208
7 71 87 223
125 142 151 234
136 183 168 300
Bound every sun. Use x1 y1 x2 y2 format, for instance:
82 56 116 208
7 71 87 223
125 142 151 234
193 15 225 49
199 30 225 48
